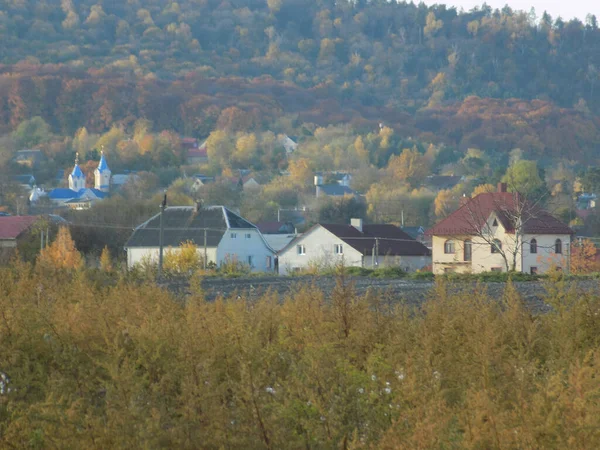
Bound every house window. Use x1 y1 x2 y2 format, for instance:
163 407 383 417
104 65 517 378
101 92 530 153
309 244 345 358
266 256 272 268
231 232 237 239
530 239 537 254
492 218 498 227
247 255 253 266
297 245 306 255
530 266 538 275
444 267 456 273
334 244 343 255
245 233 251 239
491 239 502 253
444 240 455 254
491 267 503 272
555 239 562 254
463 240 472 261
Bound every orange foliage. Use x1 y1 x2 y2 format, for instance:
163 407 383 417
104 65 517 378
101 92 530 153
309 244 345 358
571 239 600 274
37 226 84 270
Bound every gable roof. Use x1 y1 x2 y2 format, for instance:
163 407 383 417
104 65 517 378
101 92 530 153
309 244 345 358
125 205 256 248
426 192 573 236
0 216 38 240
257 221 295 234
284 223 430 256
318 184 357 196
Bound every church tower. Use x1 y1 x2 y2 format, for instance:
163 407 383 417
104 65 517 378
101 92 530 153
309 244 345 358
68 153 86 191
94 150 111 192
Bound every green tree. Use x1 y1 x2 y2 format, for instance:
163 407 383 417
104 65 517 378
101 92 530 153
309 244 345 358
12 117 51 149
502 160 545 196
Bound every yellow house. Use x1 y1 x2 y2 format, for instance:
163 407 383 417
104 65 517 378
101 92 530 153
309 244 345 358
426 183 573 274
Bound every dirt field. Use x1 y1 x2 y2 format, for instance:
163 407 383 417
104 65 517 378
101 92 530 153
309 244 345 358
162 276 600 313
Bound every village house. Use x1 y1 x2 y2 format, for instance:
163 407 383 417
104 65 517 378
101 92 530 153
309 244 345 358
314 175 358 198
426 183 573 274
278 218 431 275
184 139 209 165
0 215 38 250
125 205 275 272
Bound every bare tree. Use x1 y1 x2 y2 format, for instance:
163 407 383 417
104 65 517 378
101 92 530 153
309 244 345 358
440 181 567 272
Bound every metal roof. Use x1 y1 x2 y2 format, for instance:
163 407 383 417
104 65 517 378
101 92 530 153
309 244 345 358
125 206 256 248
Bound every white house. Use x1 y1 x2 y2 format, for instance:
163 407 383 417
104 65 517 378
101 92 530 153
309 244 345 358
125 205 276 272
278 219 431 275
426 183 574 274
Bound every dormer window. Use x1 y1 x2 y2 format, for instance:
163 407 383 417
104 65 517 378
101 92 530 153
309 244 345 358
492 218 498 227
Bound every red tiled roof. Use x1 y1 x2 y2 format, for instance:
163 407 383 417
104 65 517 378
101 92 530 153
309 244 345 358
321 223 431 256
0 216 38 240
425 192 573 236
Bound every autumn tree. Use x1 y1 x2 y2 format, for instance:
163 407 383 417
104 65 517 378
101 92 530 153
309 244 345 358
37 226 84 270
471 183 496 197
570 239 599 274
100 246 113 272
434 189 459 219
388 147 429 187
163 241 203 275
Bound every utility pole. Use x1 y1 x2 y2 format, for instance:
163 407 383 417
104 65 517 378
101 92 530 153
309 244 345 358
203 228 207 270
375 237 379 267
40 229 44 251
157 191 167 279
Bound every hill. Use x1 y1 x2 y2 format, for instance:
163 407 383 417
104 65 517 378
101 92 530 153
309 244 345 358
0 0 599 160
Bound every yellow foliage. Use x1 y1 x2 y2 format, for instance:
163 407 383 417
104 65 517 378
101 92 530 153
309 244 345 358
434 189 457 218
471 183 496 197
288 157 313 188
100 246 113 272
163 241 203 275
388 147 429 186
571 239 599 274
37 226 83 270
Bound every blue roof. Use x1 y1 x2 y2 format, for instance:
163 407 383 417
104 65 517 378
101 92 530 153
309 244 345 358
97 153 110 172
71 164 84 178
77 188 109 199
48 188 78 199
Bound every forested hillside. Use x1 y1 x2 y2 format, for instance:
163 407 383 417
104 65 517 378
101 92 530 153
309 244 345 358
1 0 600 159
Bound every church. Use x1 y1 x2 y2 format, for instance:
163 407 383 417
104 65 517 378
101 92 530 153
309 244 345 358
44 152 112 209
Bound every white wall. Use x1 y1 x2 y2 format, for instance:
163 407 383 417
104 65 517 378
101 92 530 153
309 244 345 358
368 254 431 272
217 228 276 272
521 233 571 274
278 226 363 275
127 229 275 273
127 246 218 269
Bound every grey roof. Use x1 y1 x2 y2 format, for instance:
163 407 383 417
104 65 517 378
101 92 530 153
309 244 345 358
401 226 425 240
125 206 255 248
318 184 357 196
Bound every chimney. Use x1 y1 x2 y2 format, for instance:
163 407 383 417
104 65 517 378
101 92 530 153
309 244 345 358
314 175 323 198
351 218 363 233
497 182 508 193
